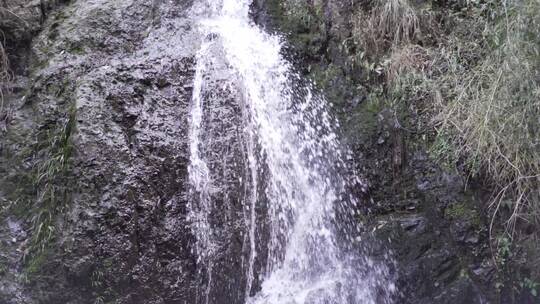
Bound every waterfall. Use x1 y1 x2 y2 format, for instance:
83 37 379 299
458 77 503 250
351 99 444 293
188 1 396 303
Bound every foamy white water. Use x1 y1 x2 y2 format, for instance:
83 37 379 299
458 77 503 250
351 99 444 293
187 1 396 303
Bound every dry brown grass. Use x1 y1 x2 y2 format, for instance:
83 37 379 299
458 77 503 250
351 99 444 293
352 0 421 58
1 4 16 114
385 44 431 86
371 0 419 46
357 0 540 235
431 0 540 235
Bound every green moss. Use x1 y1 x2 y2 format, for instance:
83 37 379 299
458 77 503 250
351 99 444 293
282 1 324 32
68 42 86 55
445 200 482 228
445 203 468 219
267 0 326 57
54 10 67 22
103 258 113 268
310 64 341 89
348 96 382 139
0 257 7 277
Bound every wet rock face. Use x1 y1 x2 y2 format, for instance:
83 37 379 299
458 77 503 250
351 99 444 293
65 57 197 304
0 0 217 303
1 0 266 302
192 54 253 304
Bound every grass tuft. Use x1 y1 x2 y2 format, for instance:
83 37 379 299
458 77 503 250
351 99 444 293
0 30 10 112
352 0 422 58
432 0 540 234
385 44 431 86
371 0 419 46
25 107 76 263
352 0 539 236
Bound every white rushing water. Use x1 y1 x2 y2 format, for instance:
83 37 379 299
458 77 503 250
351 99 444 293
188 1 396 303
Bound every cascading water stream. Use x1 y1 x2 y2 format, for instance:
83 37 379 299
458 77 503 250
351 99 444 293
188 1 396 303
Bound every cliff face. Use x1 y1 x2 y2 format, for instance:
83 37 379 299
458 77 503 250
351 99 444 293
2 0 262 302
0 0 537 304
1 1 202 303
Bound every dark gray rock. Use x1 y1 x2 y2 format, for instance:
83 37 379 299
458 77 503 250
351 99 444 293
0 0 212 303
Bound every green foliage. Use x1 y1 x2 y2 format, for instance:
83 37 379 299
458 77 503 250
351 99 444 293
281 0 325 32
495 235 513 267
91 269 104 288
91 266 119 304
429 131 459 170
493 234 540 299
12 105 77 278
92 269 106 303
445 203 468 219
0 256 7 276
277 0 327 59
521 277 539 297
445 201 482 227
22 247 51 282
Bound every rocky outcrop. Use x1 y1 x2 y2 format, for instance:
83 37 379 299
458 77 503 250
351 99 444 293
1 0 206 303
1 0 266 302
